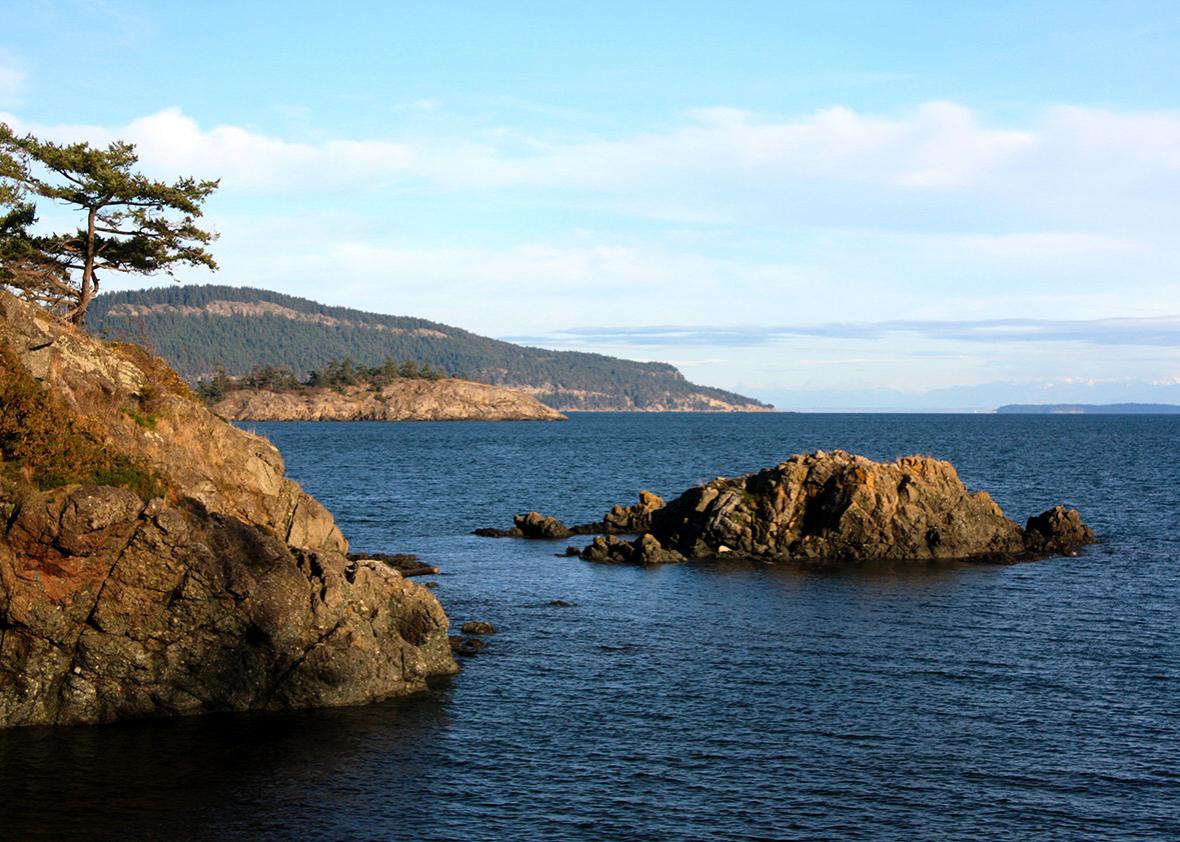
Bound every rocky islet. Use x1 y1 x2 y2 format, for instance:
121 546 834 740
480 450 1096 566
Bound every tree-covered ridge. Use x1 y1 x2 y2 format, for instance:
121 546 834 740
88 285 773 411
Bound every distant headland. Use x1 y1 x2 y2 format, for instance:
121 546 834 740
88 285 774 413
995 403 1180 415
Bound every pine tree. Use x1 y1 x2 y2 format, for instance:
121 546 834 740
0 123 219 325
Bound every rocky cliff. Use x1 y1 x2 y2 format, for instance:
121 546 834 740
0 291 457 727
211 380 566 422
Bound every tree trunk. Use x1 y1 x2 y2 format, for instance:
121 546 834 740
70 206 98 326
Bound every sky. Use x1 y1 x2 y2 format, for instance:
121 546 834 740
2 0 1179 409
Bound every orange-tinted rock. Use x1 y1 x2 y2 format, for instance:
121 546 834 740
0 291 457 727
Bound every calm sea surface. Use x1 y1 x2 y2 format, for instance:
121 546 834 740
2 413 1179 840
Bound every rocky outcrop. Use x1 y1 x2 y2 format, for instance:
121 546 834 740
599 491 665 534
581 533 686 565
578 451 1095 565
474 492 666 539
0 291 457 727
1023 506 1097 555
211 381 566 422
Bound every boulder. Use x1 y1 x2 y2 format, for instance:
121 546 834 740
601 490 665 534
461 620 497 635
1023 506 1097 555
513 512 573 540
580 533 685 565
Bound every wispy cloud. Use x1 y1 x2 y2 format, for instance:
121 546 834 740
4 100 1180 225
507 317 1180 348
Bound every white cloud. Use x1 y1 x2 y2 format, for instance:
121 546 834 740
0 107 414 191
5 100 1180 224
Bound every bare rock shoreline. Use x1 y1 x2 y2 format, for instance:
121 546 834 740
212 380 566 422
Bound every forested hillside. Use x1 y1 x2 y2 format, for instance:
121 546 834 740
88 285 772 412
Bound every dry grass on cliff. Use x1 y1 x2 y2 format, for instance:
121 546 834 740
0 342 163 500
108 341 195 401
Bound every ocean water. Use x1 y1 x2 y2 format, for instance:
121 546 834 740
2 413 1178 840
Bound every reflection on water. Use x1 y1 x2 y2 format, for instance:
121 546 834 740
0 690 454 840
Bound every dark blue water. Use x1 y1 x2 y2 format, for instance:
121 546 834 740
2 413 1178 840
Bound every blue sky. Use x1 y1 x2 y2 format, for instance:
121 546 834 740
3 0 1179 408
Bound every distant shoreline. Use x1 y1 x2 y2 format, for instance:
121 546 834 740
995 403 1180 415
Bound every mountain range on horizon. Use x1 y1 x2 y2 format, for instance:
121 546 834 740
88 285 772 413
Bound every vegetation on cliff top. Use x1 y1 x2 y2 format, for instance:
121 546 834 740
196 357 447 403
0 342 163 500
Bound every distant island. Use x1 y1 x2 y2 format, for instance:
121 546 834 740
89 285 773 413
996 403 1180 414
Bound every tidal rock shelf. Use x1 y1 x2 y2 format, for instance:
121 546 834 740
483 450 1096 566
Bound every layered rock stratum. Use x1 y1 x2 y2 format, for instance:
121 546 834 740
0 291 457 727
211 380 566 422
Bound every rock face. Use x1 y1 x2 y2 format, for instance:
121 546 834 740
212 381 566 422
579 451 1096 565
0 292 457 727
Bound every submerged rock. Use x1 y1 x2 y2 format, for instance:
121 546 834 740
461 620 497 635
449 636 488 657
0 291 457 727
580 450 1096 565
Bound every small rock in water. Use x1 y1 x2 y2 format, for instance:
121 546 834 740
449 636 488 657
548 599 575 608
473 526 523 538
514 512 573 539
461 620 497 635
